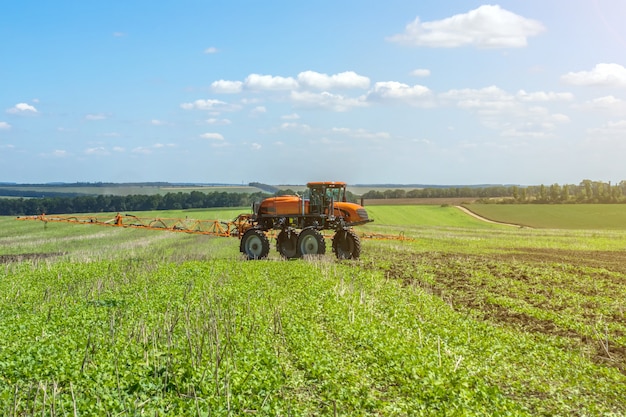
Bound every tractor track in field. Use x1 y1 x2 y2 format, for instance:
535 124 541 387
455 205 527 228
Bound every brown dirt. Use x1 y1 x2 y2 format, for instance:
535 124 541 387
366 248 626 374
0 252 66 264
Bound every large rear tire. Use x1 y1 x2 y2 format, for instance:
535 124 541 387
332 229 361 260
276 229 299 259
297 228 326 257
240 229 270 260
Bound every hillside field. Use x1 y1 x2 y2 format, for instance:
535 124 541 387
1 204 626 415
464 203 626 230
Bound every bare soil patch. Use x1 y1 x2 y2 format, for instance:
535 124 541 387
366 249 626 374
0 252 65 264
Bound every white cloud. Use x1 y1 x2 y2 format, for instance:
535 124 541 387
588 120 626 136
388 5 545 48
331 127 391 140
441 86 569 138
112 146 125 152
180 99 238 112
410 69 431 77
211 80 243 93
297 71 370 90
113 32 126 37
516 90 574 102
0 121 11 129
440 85 515 111
132 147 151 155
561 63 626 87
7 103 38 114
290 91 367 112
281 113 300 120
250 106 266 116
367 81 432 104
85 147 110 156
250 143 262 150
200 132 224 141
151 119 167 126
279 122 312 132
580 95 626 112
589 95 624 106
206 117 232 125
204 46 219 54
245 74 298 90
85 113 107 121
50 149 69 158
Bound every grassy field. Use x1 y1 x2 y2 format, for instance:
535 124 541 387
464 203 626 230
1 205 626 415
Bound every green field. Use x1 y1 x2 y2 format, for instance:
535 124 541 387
464 203 626 230
1 205 626 415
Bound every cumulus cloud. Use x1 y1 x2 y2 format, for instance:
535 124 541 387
204 46 219 54
290 91 367 112
250 106 266 116
200 132 224 141
440 85 516 111
0 121 11 129
388 5 545 48
7 103 38 114
245 74 298 91
206 117 232 125
180 99 239 112
580 95 626 112
367 81 432 104
561 63 626 87
85 147 110 156
211 80 243 93
297 70 370 90
410 69 431 77
441 86 569 138
281 113 300 120
516 90 574 102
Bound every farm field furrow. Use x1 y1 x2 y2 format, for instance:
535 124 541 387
1 205 626 416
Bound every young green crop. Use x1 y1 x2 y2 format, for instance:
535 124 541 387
1 208 626 415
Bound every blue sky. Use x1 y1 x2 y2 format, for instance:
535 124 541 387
2 1 626 185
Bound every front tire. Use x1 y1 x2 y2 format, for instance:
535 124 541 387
332 229 361 259
277 229 299 259
240 229 270 260
297 228 326 257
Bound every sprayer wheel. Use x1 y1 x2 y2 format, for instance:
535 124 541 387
277 229 299 259
240 228 270 260
297 228 326 257
332 228 361 260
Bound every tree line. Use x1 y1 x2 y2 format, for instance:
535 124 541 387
0 191 269 216
360 180 626 204
2 179 624 216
